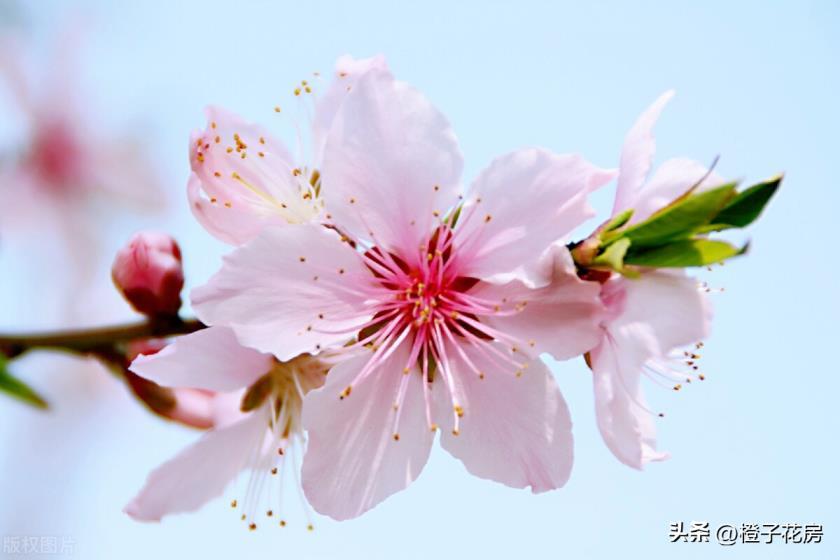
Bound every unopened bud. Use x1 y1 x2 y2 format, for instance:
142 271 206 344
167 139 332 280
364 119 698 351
112 232 184 317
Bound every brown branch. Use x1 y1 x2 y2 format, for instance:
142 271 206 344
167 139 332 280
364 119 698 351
0 317 206 357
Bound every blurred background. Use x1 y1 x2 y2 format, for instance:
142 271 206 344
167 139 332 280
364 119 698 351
0 1 837 558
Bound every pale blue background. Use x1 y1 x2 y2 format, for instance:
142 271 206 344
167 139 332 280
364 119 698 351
0 1 837 559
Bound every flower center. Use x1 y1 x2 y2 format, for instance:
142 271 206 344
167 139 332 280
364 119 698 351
333 225 529 438
232 355 327 531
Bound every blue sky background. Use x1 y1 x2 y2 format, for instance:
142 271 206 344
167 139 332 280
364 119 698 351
0 1 837 558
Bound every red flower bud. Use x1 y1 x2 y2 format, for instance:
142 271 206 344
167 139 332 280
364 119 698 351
112 232 184 317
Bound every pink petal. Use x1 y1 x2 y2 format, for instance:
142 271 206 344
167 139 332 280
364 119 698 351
311 54 389 165
301 343 435 520
321 69 463 256
124 409 266 521
589 334 669 470
612 272 711 357
188 106 305 245
612 90 675 217
188 172 265 245
628 157 727 224
438 344 574 492
457 148 615 279
475 244 605 359
129 326 273 392
191 224 372 360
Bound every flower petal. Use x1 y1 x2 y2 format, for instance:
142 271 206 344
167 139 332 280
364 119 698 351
301 343 435 520
612 272 711 357
124 409 266 522
628 157 727 224
321 69 463 256
456 148 614 279
191 224 372 360
474 244 605 360
129 326 273 392
438 344 574 492
589 334 669 469
188 106 313 244
612 90 674 217
311 54 389 166
188 172 265 245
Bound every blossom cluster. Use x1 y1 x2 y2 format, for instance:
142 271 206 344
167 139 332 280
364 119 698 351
118 56 778 526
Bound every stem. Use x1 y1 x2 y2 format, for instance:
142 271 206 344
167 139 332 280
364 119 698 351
0 317 206 356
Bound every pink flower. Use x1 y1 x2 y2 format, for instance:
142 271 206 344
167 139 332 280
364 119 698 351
0 30 165 251
187 55 387 245
124 326 327 524
588 91 722 469
192 68 614 519
111 232 184 317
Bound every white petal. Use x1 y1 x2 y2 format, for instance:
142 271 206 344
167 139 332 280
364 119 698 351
612 90 674 217
301 343 435 520
311 54 390 165
589 335 669 469
124 409 266 521
613 272 711 357
129 326 273 392
321 69 463 256
474 244 605 360
457 148 614 279
191 224 373 360
439 344 574 492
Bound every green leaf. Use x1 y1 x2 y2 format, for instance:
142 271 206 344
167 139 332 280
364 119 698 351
602 209 634 232
616 183 738 247
0 354 48 409
624 239 744 267
592 237 631 271
709 175 782 229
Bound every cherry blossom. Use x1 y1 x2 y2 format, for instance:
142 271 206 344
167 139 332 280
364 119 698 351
192 67 613 519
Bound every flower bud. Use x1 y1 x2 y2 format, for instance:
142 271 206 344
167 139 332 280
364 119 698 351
112 232 184 317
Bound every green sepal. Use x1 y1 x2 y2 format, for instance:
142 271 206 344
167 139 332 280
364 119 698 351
614 183 737 247
624 239 745 267
704 175 782 231
592 237 631 272
601 208 634 233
